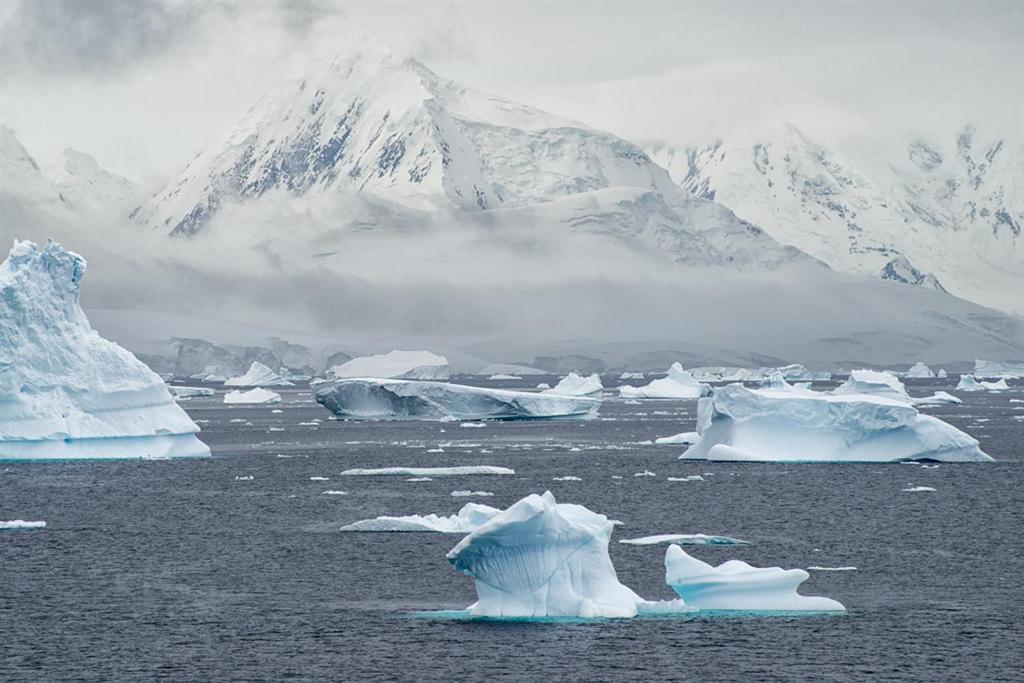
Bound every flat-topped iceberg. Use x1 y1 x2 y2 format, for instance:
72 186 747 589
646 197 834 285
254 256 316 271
313 378 600 421
224 361 293 387
168 386 215 400
905 362 936 378
327 350 449 380
833 369 960 406
0 240 209 461
619 533 749 546
973 359 1024 379
224 387 281 404
681 383 991 462
542 372 603 397
340 466 515 476
956 375 1010 392
341 503 501 532
446 492 643 618
664 545 845 611
619 363 710 399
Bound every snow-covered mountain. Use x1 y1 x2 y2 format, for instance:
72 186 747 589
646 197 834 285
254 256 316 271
1 126 68 227
648 124 1023 314
44 148 140 213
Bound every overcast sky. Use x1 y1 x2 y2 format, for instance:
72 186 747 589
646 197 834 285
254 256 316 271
2 0 1021 184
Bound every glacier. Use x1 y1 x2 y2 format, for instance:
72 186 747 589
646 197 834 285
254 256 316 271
327 350 449 380
446 492 644 618
664 545 846 612
224 361 294 387
341 503 501 533
681 383 991 462
619 363 710 399
312 378 599 421
542 372 603 397
0 240 210 461
973 360 1024 379
223 388 281 404
956 375 1010 392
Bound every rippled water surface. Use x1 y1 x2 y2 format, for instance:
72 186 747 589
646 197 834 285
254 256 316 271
3 378 1023 681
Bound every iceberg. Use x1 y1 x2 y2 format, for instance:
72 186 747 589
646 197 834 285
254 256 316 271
168 386 215 400
542 372 603 397
451 490 494 497
619 372 645 380
619 533 749 546
664 545 845 611
833 369 960 406
224 361 294 387
446 492 644 618
681 383 991 462
312 378 600 421
619 363 710 399
653 431 699 445
956 375 1010 391
1 520 46 530
937 368 948 379
327 350 449 380
973 359 1024 379
487 374 520 380
223 388 281 404
0 240 210 461
339 466 514 476
341 503 501 532
905 362 936 378
902 485 936 492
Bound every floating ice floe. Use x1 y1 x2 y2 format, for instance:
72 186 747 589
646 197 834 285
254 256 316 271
905 362 936 378
634 470 657 477
487 374 520 380
807 566 857 571
956 375 1010 392
619 533 748 546
552 475 582 481
664 545 845 611
309 476 329 481
619 372 645 380
224 388 281 404
536 383 551 389
322 490 348 495
312 378 600 421
542 372 603 397
340 466 515 477
0 240 210 461
680 383 991 462
460 422 487 428
342 503 501 533
224 361 294 387
833 369 960 406
666 475 704 482
973 359 1024 379
619 363 710 399
0 520 46 530
654 431 699 445
327 350 449 380
446 492 644 617
168 386 215 400
902 486 936 492
451 490 494 497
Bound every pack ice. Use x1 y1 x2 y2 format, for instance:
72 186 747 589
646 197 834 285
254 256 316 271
327 350 449 380
313 378 599 420
224 361 294 386
341 503 501 532
446 492 644 618
542 372 603 397
956 375 1010 392
619 363 710 399
681 382 991 462
0 240 210 460
664 545 845 611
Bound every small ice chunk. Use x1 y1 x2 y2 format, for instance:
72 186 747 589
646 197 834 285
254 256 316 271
342 502 501 532
807 566 857 571
654 431 699 445
0 520 46 529
666 475 704 482
224 388 281 404
460 422 487 428
234 475 254 481
634 470 657 477
619 533 748 546
552 475 582 481
309 476 330 481
322 490 348 495
405 477 433 482
902 486 936 492
451 490 495 497
340 466 515 477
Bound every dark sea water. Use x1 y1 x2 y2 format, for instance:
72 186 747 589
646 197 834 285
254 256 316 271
3 378 1023 681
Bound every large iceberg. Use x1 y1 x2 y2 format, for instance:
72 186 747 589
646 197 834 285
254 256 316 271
446 492 644 618
0 240 209 460
619 363 710 399
542 372 603 397
313 378 600 421
905 362 936 378
341 503 501 532
224 361 294 387
327 350 449 380
956 374 1010 392
681 383 991 462
973 359 1024 379
664 545 845 611
833 369 960 406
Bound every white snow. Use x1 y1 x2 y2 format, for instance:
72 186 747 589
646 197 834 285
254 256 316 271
0 240 210 461
168 386 215 400
451 490 494 497
664 545 845 611
224 361 294 387
0 520 46 529
327 350 449 380
619 363 710 399
906 362 936 378
224 388 281 404
340 466 514 476
619 534 749 546
341 502 501 533
542 372 603 397
654 431 699 445
446 492 644 618
956 375 1010 391
313 378 600 421
681 383 991 462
